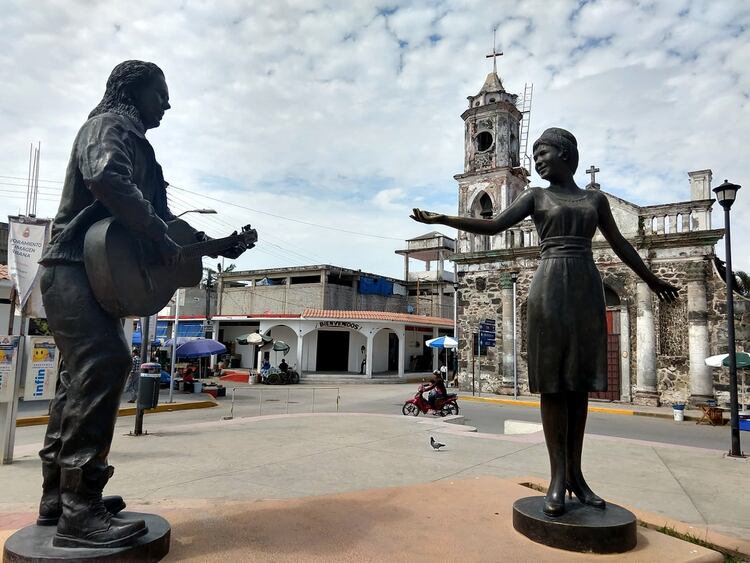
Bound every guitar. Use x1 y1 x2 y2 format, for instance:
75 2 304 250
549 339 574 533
83 218 257 318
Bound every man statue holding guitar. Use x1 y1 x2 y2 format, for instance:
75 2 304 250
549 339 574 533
36 60 255 549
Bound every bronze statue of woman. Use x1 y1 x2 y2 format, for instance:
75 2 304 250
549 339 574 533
411 127 678 517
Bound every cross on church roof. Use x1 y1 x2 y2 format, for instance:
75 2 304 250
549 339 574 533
586 165 600 190
486 26 503 74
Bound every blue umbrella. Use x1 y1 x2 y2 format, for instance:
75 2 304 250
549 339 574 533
176 338 227 359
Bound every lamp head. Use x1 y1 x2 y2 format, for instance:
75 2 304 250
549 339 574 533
713 180 741 210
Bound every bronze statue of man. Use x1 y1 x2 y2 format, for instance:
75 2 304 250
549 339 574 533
37 60 243 548
412 127 678 517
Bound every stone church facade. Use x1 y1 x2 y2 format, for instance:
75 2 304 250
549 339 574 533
451 68 750 406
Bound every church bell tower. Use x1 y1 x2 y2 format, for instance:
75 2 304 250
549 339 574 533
455 50 528 253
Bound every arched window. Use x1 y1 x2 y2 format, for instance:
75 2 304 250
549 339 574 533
479 193 493 218
469 192 493 251
604 286 621 307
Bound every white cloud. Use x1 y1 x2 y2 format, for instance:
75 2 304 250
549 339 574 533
0 0 749 277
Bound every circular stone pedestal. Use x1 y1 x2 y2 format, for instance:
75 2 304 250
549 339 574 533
512 496 637 554
3 512 170 563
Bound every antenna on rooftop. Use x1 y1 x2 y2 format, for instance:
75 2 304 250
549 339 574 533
25 142 41 217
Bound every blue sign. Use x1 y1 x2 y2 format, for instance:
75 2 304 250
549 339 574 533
479 319 496 347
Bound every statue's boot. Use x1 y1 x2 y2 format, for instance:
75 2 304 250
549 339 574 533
53 467 146 549
38 463 126 526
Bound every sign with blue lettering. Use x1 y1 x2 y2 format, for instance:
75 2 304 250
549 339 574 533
479 319 496 348
22 336 58 401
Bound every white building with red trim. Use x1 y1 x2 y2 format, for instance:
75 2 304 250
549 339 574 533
210 308 453 379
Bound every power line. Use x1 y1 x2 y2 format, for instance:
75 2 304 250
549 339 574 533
0 174 63 184
168 183 404 241
168 190 331 265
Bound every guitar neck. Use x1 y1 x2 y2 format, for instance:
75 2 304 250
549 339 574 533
182 235 240 259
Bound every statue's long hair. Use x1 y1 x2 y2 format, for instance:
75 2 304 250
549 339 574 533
88 60 164 125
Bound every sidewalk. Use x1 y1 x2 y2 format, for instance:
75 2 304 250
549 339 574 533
15 388 217 427
1 412 748 559
459 392 724 423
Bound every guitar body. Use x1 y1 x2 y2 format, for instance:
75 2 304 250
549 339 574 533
84 218 205 318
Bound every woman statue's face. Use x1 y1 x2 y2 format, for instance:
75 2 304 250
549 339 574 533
533 143 570 182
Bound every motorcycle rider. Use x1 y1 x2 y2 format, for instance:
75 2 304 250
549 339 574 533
424 370 448 411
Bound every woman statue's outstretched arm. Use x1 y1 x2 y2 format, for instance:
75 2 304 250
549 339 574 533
596 192 679 302
411 188 534 235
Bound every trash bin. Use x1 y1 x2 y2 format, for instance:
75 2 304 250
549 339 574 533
138 362 161 409
193 380 203 394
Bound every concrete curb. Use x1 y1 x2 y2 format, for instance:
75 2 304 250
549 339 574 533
460 395 706 422
16 398 218 427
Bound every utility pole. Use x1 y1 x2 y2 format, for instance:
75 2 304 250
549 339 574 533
133 316 150 436
204 269 212 339
168 289 181 404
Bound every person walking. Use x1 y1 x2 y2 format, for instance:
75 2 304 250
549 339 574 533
124 349 141 404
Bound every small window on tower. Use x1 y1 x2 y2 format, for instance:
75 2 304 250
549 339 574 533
489 97 496 103
474 101 480 107
475 131 493 152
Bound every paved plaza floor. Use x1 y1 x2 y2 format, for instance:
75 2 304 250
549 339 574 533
1 410 749 560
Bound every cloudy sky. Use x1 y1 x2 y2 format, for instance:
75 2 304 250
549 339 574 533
1 0 749 279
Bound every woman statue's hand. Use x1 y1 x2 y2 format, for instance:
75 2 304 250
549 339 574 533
411 208 443 224
648 279 680 302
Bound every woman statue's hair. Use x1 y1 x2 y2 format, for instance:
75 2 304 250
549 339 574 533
88 60 164 123
533 127 579 174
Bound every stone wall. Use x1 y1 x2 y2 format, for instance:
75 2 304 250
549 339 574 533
708 261 750 405
456 249 718 404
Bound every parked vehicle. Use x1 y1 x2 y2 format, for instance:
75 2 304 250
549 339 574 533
262 366 300 385
402 384 459 417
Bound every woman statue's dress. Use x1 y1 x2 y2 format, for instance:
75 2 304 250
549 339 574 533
526 187 607 393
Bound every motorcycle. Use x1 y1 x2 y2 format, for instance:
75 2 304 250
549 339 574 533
262 366 300 385
402 384 459 417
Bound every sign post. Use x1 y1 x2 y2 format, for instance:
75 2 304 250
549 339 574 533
2 216 51 463
0 336 23 464
478 319 496 397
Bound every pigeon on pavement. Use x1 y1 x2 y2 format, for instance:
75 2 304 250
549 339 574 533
430 436 446 450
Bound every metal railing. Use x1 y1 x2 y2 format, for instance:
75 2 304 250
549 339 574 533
223 386 341 420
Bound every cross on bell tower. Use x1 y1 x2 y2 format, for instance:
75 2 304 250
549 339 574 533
486 26 503 75
586 165 601 190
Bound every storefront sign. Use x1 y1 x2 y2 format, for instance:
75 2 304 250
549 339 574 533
319 321 361 331
22 336 59 401
0 336 21 403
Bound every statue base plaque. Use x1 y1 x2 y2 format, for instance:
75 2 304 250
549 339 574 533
3 512 170 563
512 496 637 554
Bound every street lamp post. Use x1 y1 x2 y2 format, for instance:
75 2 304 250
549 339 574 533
169 208 218 388
453 279 459 389
175 208 217 217
510 271 519 399
713 179 744 458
